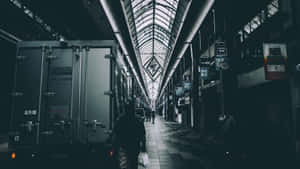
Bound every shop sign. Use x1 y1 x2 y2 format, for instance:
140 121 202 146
215 41 227 57
200 67 209 79
184 95 190 105
175 86 184 96
144 56 162 81
183 81 192 91
263 43 288 80
215 56 225 71
215 41 229 71
215 41 228 71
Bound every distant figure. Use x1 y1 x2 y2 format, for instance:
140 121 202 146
113 102 146 169
151 110 155 124
145 109 151 122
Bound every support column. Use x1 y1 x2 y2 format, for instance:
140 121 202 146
171 78 175 121
165 84 168 120
131 76 135 102
190 35 200 129
291 0 300 159
198 30 206 135
290 77 298 157
167 82 171 121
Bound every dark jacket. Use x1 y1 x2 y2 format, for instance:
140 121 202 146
113 113 146 153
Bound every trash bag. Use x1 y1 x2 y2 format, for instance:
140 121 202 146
138 152 149 167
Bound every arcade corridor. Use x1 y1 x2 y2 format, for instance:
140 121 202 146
0 0 300 168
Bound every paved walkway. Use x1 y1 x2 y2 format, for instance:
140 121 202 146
0 117 215 169
140 116 212 169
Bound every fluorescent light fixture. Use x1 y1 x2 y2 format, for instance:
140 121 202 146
125 54 148 100
99 0 148 101
178 44 189 59
186 0 215 42
115 33 128 55
99 0 119 32
158 0 215 100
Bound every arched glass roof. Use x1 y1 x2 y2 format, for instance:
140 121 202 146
122 0 182 100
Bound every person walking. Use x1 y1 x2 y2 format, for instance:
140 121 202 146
112 101 146 169
145 109 151 122
151 110 155 124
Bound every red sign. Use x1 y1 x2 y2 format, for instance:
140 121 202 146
263 43 288 80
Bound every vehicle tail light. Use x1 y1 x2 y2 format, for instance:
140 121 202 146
11 152 16 159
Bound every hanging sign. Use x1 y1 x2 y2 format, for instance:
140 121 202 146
215 41 227 56
175 86 184 96
263 43 288 80
200 67 209 79
144 56 162 81
215 56 225 70
184 96 191 105
215 41 229 71
183 81 192 91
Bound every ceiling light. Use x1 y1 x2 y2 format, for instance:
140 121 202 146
99 0 119 32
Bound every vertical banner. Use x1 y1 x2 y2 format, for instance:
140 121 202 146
263 43 288 80
175 86 184 97
215 41 228 71
199 57 211 80
183 69 192 91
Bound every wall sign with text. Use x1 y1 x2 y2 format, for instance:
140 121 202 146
263 43 288 80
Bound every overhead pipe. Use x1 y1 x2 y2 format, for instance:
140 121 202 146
158 0 215 100
99 0 149 101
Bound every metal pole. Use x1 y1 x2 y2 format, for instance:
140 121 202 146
220 69 225 116
190 43 194 128
78 47 83 139
199 31 205 89
212 9 216 35
213 7 225 116
37 46 46 144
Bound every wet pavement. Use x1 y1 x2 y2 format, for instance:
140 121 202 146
0 116 232 169
140 116 212 169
